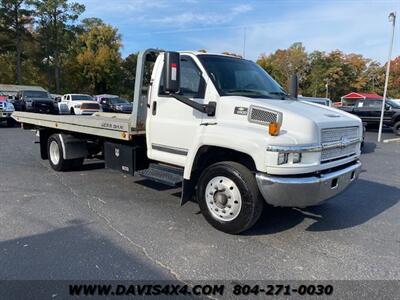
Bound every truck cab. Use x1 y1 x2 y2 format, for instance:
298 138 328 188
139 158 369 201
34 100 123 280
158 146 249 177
141 51 362 232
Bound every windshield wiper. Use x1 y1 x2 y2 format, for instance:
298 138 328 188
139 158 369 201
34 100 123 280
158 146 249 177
225 89 263 95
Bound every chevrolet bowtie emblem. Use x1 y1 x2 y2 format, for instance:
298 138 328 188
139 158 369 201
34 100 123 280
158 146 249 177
340 136 349 148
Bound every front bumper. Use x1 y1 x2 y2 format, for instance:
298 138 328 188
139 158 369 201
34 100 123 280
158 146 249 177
256 160 361 207
80 110 99 115
0 111 13 119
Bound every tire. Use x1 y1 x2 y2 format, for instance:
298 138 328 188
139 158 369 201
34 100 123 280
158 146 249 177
70 108 75 115
196 161 263 234
47 134 73 171
393 121 400 136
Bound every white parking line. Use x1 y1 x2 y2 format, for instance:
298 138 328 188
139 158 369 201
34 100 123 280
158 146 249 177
383 138 400 143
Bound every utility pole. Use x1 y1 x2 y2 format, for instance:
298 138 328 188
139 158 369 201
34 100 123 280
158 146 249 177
242 27 246 58
378 12 396 142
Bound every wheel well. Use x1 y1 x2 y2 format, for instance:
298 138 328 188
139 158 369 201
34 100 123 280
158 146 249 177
192 146 257 176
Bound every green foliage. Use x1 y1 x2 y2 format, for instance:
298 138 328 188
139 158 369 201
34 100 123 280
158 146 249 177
30 0 85 93
257 43 392 101
0 0 34 83
75 19 122 94
257 42 308 90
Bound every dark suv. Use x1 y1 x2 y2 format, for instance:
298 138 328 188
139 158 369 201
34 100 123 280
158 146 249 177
339 99 400 135
99 97 133 114
15 90 55 114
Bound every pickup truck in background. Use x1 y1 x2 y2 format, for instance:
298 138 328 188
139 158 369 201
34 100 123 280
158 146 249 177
0 95 15 126
12 49 363 234
339 99 400 135
15 90 55 114
61 94 101 115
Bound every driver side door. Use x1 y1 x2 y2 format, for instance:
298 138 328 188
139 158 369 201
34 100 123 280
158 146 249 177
147 55 207 166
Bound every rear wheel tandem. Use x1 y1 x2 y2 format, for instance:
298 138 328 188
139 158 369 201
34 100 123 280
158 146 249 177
196 161 263 234
47 134 84 171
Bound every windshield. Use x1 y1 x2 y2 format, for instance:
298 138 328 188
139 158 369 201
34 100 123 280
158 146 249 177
197 55 287 99
71 95 93 101
110 98 129 104
24 91 49 99
388 100 400 109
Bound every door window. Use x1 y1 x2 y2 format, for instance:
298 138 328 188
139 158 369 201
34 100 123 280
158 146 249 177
159 56 206 98
366 100 382 108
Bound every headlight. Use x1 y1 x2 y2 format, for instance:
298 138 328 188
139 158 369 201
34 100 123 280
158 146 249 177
74 104 81 108
277 152 302 165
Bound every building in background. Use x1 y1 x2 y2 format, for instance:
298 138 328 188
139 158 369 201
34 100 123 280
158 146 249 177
341 92 383 107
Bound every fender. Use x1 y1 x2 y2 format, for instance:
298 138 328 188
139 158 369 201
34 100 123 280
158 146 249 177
183 131 265 180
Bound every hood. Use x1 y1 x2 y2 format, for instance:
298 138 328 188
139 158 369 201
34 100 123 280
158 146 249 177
218 96 362 144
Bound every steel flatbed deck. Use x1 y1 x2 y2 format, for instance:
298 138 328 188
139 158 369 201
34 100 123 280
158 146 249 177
12 111 144 141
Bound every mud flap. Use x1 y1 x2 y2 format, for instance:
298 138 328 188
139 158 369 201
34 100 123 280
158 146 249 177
180 179 195 206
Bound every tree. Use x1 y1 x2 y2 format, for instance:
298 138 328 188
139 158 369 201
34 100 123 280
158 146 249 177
0 0 34 84
75 18 122 94
364 61 385 93
120 52 138 99
31 0 84 93
388 56 400 98
257 42 308 91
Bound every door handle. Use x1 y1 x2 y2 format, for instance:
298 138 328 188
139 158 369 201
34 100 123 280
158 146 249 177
152 101 157 115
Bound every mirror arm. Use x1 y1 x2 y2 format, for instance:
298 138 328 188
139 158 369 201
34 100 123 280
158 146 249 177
170 94 216 116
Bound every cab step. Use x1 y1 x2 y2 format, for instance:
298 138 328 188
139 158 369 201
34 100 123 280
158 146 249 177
137 163 183 187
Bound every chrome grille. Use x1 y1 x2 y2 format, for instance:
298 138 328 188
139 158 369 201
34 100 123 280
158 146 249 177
321 126 359 162
81 103 100 110
248 106 280 125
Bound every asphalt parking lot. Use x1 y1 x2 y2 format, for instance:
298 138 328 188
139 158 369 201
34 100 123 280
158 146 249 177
0 125 399 281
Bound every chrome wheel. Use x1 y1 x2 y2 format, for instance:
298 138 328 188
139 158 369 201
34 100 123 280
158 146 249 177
205 176 242 221
49 140 60 165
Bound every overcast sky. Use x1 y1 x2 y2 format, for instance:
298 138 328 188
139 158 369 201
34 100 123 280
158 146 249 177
79 0 399 63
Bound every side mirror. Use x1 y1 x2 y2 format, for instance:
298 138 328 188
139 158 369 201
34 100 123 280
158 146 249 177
385 104 391 111
289 74 298 99
163 51 180 94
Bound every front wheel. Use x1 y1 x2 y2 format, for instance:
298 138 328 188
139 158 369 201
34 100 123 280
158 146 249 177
196 161 263 234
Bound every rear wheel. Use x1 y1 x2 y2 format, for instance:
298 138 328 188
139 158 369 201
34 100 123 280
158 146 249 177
47 134 84 171
393 121 400 136
196 161 263 234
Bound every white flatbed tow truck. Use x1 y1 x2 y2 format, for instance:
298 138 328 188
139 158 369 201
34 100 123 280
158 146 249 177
13 49 363 233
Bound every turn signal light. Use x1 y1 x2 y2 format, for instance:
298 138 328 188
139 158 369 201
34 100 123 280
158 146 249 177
269 122 281 136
